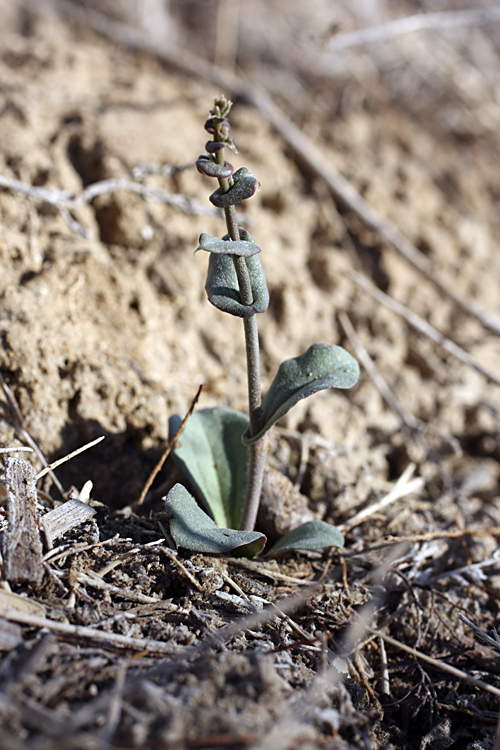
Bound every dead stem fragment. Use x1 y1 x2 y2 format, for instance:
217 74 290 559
3 459 43 584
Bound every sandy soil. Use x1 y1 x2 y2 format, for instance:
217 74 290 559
1 2 500 749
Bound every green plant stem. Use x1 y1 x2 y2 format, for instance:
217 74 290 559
242 315 262 432
239 435 268 531
216 151 268 531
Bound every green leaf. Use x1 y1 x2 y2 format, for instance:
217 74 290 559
266 520 344 556
165 483 266 557
169 406 250 529
209 167 259 208
195 156 234 179
243 344 360 445
196 232 261 258
205 253 269 318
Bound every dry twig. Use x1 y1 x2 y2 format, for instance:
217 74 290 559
459 613 500 655
371 627 500 699
0 174 217 238
325 7 500 52
35 436 105 481
339 311 421 430
350 270 500 387
1 608 181 655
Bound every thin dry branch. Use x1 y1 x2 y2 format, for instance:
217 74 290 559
350 270 500 387
1 608 181 655
252 95 500 338
0 173 218 238
356 526 500 552
42 534 124 564
459 613 500 655
36 436 105 480
339 311 421 430
371 627 500 699
100 660 128 745
379 636 390 696
75 570 162 605
325 7 500 52
0 447 32 454
417 550 500 587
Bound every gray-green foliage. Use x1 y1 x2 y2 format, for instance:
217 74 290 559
243 344 359 445
169 407 249 529
166 96 359 557
206 253 269 318
165 483 265 557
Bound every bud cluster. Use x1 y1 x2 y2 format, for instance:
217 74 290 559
195 96 259 210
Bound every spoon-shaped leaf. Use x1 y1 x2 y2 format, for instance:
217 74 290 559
266 520 344 556
165 483 266 557
243 344 360 445
169 406 250 529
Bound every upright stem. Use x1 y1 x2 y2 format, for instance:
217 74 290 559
216 152 267 531
242 315 261 434
239 433 268 531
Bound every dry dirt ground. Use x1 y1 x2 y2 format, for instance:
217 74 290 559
1 1 500 749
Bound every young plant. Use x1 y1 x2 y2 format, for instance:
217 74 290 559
166 96 359 557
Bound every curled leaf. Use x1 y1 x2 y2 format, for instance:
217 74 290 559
169 406 250 529
266 520 344 556
204 116 230 135
196 232 261 258
196 157 234 179
206 254 269 317
243 344 360 444
205 140 226 154
165 483 266 557
210 167 259 208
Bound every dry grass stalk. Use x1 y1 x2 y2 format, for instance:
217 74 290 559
339 463 424 533
35 436 105 481
135 384 202 509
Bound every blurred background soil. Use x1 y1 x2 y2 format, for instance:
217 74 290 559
1 1 500 748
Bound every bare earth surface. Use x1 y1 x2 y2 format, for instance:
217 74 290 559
1 2 500 749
